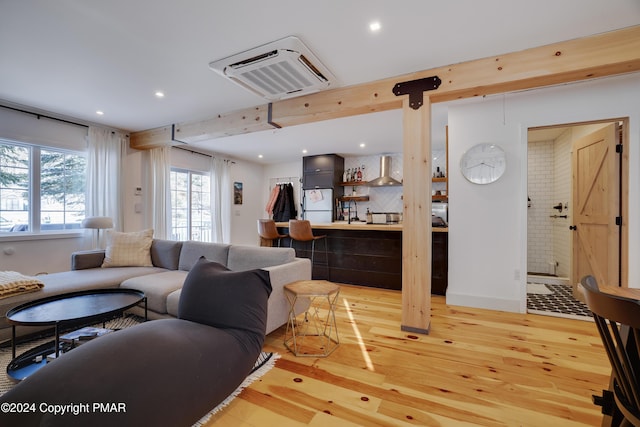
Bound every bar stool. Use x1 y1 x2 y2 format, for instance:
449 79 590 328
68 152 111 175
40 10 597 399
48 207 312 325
257 219 288 247
288 219 328 267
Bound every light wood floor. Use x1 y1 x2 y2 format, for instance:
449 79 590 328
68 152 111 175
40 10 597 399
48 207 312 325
204 284 610 426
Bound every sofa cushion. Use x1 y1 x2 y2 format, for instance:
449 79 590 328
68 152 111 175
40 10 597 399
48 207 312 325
71 250 106 270
0 266 166 333
178 257 272 337
120 270 188 314
227 245 295 271
150 239 183 270
178 241 230 271
166 289 181 317
102 229 154 268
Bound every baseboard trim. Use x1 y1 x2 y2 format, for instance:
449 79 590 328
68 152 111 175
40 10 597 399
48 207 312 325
446 292 522 313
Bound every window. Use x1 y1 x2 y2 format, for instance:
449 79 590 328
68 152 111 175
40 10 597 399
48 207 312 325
0 140 86 233
170 169 211 242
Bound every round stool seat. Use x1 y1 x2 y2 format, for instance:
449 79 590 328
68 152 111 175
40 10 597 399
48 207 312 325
284 280 340 357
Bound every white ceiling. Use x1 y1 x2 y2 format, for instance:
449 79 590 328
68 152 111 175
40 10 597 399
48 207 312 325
1 1 638 164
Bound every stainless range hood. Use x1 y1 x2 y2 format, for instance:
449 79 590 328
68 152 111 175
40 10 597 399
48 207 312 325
367 156 402 187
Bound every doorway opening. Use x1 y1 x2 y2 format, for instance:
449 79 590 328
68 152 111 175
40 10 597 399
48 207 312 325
526 119 627 320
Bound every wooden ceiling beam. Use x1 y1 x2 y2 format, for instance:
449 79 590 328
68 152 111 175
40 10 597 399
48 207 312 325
173 105 272 143
131 25 640 149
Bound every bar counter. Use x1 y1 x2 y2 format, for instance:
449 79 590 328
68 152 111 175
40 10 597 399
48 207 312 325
275 221 448 294
277 221 448 233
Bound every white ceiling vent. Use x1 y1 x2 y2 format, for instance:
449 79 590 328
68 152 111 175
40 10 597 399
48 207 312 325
209 36 336 101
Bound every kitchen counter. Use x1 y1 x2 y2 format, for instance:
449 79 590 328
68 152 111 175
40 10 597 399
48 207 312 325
275 221 448 232
274 221 448 293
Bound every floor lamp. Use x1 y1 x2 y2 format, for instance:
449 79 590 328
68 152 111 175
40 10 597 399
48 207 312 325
81 216 114 249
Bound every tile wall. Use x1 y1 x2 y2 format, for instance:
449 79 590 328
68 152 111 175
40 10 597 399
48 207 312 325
341 150 448 218
527 140 554 274
527 133 571 277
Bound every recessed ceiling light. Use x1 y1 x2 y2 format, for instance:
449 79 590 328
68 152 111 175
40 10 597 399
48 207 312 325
359 143 366 148
96 110 104 116
155 91 165 98
369 21 381 32
302 149 308 154
258 154 263 159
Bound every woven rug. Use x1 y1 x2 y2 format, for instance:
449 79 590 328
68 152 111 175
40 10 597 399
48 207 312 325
0 315 279 426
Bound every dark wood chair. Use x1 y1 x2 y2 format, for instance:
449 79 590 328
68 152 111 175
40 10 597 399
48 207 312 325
288 219 327 267
257 219 288 247
581 275 640 426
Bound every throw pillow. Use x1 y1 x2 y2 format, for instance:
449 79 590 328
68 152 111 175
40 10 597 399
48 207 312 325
178 257 272 336
102 229 154 268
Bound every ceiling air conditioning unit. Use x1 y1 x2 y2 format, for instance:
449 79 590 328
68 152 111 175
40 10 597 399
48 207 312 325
209 36 336 101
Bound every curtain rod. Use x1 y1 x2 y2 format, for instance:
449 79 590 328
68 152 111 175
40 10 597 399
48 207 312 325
172 146 235 164
1 104 89 129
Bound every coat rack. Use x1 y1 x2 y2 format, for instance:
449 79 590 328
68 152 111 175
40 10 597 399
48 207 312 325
269 176 299 187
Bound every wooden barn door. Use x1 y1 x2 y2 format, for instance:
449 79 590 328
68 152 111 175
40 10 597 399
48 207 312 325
571 123 620 300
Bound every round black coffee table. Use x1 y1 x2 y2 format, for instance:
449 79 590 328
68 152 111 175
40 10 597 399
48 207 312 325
6 288 146 381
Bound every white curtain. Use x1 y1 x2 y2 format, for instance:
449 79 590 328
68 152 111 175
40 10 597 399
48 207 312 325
86 127 126 229
211 157 231 243
149 147 171 239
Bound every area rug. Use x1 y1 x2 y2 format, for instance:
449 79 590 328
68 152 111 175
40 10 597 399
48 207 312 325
0 315 279 426
527 283 593 320
527 282 553 295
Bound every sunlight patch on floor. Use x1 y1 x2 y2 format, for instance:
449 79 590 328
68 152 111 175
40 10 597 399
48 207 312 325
343 297 375 372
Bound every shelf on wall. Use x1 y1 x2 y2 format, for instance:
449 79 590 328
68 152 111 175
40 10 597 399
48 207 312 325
339 196 369 202
340 181 368 186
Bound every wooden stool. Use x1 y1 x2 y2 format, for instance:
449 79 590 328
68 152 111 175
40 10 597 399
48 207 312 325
284 280 340 357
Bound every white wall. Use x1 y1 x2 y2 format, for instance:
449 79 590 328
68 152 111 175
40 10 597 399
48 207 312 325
0 235 88 275
121 145 146 232
229 159 266 245
119 146 268 246
447 73 640 313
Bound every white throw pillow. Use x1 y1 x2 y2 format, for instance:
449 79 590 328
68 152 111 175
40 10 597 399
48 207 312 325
102 229 154 268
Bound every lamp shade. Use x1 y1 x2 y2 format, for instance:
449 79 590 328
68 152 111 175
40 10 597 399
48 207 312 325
81 216 114 229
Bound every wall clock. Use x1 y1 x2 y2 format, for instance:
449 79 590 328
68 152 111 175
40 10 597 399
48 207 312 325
460 143 506 184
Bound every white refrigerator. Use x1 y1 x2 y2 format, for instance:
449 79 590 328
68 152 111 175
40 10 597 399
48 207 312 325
302 189 334 223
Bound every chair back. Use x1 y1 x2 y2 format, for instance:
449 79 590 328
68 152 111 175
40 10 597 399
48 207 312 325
257 219 280 240
288 220 315 242
581 275 640 425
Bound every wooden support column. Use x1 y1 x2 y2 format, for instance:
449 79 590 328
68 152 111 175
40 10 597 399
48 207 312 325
401 96 432 334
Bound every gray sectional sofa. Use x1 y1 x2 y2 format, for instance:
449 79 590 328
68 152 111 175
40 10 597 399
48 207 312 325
0 256 276 426
0 239 311 343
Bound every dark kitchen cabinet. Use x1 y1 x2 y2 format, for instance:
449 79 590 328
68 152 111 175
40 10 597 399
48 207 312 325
302 154 344 189
304 155 339 173
303 171 335 189
431 231 448 295
277 224 448 295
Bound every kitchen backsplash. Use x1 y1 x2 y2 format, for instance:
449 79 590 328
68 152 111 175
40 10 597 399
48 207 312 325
343 151 447 216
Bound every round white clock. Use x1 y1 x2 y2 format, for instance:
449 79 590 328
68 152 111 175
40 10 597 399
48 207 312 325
460 143 506 184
